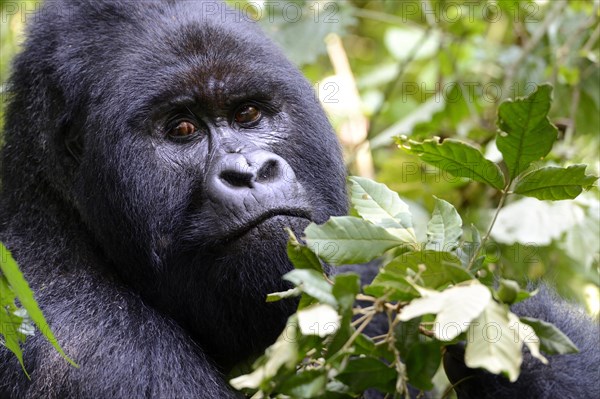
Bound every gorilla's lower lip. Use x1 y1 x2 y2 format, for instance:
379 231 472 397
224 208 312 242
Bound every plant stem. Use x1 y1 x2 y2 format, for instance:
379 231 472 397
466 185 511 271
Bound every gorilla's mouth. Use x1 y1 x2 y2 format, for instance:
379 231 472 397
223 208 312 243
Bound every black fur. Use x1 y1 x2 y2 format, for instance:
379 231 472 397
0 1 598 398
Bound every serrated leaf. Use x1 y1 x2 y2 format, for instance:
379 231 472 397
0 244 77 368
283 269 336 306
514 165 598 200
385 251 473 289
398 283 491 341
520 317 579 355
401 138 505 189
465 301 522 382
304 217 405 265
496 84 558 179
348 176 417 243
426 197 463 251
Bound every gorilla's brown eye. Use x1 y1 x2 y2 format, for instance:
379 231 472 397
234 104 261 126
169 121 197 137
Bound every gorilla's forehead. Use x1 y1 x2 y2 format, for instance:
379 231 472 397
72 1 302 112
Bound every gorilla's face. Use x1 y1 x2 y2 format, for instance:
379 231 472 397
60 4 347 364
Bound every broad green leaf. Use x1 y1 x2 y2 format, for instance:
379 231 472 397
405 341 442 391
277 369 327 398
384 251 473 289
514 165 598 200
348 176 417 243
0 244 77 368
400 138 505 189
398 283 491 341
426 197 463 252
304 217 405 265
286 229 325 273
496 84 558 179
332 273 361 312
520 317 579 355
297 304 340 337
465 301 522 382
283 269 336 306
364 271 418 302
336 357 397 393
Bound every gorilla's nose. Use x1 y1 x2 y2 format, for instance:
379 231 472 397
218 151 286 189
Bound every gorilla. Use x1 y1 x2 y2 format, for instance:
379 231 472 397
0 1 597 398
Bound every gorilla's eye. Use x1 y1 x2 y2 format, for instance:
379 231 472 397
234 104 262 127
168 121 198 138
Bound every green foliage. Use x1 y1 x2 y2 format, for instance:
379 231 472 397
0 244 77 374
232 84 597 398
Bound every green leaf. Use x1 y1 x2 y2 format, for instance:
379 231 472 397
284 269 336 306
520 317 579 355
336 357 397 394
426 197 463 252
496 279 520 304
496 84 558 179
400 138 506 189
304 217 406 265
332 273 361 312
266 287 301 303
364 271 417 302
348 176 417 243
464 301 522 382
398 283 491 341
514 165 598 200
0 276 29 377
0 244 77 368
405 341 442 391
286 229 325 273
384 251 473 289
277 369 327 398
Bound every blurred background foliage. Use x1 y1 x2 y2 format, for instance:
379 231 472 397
1 0 599 313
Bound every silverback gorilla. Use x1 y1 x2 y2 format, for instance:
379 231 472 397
0 1 597 398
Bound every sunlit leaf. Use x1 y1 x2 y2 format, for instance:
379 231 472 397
304 217 405 265
348 176 417 243
465 301 522 382
398 283 491 341
400 137 505 189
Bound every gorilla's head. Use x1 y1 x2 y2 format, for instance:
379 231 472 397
1 0 347 367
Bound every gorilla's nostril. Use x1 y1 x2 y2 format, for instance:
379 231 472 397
257 159 279 182
220 170 254 188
